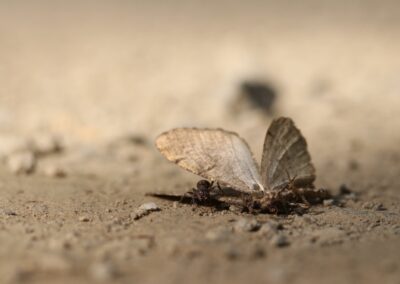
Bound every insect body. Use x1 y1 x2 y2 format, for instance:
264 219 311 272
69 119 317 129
155 117 328 213
183 180 223 204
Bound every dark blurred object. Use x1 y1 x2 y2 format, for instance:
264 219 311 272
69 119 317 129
339 184 352 195
232 80 277 115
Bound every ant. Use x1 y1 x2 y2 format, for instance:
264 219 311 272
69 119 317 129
182 180 222 204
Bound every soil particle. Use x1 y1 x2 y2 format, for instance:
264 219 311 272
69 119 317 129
339 184 353 195
224 246 242 260
362 201 386 211
131 202 161 220
311 228 346 245
30 132 63 156
205 226 232 242
0 209 17 216
37 253 72 273
323 199 335 206
7 151 36 174
270 234 290 247
79 216 91 222
229 204 242 213
42 164 67 178
234 218 261 232
249 245 267 260
89 261 119 281
258 221 281 237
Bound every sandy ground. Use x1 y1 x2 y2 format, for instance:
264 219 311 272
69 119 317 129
0 1 400 283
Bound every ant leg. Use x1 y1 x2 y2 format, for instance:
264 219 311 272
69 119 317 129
180 190 194 203
216 182 224 195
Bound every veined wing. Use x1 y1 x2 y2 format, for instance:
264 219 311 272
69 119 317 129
156 128 264 193
261 117 315 191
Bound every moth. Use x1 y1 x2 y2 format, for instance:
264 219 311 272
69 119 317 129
154 117 329 213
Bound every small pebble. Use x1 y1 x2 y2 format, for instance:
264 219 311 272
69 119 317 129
339 184 352 194
138 202 159 211
79 216 90 222
7 151 36 174
311 228 345 245
31 132 62 156
89 261 118 281
270 234 289 247
323 199 335 206
361 201 385 211
48 238 72 251
234 218 261 232
42 165 66 178
393 227 400 235
229 204 242 213
224 246 241 260
132 202 160 220
1 209 17 216
205 226 232 242
361 202 374 210
258 222 280 237
375 203 386 211
249 245 266 260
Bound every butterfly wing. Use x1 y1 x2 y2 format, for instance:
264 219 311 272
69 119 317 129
261 117 316 191
156 128 264 192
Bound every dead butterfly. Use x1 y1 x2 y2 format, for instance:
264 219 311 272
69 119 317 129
155 117 315 193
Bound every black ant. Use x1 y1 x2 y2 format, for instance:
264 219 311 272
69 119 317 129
182 180 222 204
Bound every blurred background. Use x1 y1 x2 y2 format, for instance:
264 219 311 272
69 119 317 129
0 0 399 185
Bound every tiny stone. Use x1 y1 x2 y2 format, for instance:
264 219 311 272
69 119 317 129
89 261 118 281
339 184 352 194
38 253 72 272
79 216 90 222
163 238 180 256
31 132 62 156
138 202 159 211
311 228 345 245
43 165 66 178
7 151 36 174
205 226 232 242
393 227 400 235
270 234 289 247
258 222 280 237
229 204 242 213
224 246 241 260
375 203 386 211
344 193 358 202
234 218 261 232
249 245 266 260
3 210 17 216
302 216 314 224
132 202 160 220
323 199 334 206
361 202 374 210
48 238 72 251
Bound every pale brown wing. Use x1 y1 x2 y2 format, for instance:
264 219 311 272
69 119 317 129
261 117 316 191
156 128 264 192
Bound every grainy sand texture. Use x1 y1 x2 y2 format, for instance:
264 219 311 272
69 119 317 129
0 1 399 283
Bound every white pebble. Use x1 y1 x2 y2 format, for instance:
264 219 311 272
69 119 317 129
7 151 36 174
138 202 159 211
132 202 160 220
270 234 289 247
31 132 62 156
89 261 118 281
234 218 261 232
42 165 66 178
79 216 90 222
